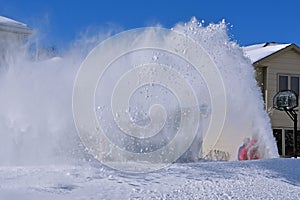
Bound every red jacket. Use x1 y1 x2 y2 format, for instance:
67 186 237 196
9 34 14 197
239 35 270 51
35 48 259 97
239 140 259 160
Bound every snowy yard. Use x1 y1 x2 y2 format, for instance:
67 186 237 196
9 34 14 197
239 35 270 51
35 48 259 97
1 158 300 199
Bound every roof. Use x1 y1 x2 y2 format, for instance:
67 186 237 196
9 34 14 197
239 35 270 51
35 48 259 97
0 16 32 35
243 42 292 64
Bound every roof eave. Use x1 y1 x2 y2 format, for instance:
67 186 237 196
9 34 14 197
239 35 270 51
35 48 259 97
0 23 33 35
252 44 300 67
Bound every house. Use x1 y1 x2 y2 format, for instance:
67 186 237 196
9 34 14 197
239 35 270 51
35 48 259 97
244 42 300 157
0 16 32 67
0 16 32 40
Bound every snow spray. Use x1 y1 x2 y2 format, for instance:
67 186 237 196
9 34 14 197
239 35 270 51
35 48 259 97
0 18 278 169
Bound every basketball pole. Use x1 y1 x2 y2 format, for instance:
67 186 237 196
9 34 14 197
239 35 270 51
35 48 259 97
285 109 297 158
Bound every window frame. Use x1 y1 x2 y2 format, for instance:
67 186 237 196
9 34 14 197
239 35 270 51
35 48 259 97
277 73 300 95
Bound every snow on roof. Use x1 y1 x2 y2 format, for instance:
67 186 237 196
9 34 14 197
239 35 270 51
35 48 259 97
0 16 32 34
0 16 27 27
243 42 291 64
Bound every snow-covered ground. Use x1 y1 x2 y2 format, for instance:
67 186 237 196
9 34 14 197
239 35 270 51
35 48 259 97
1 158 300 200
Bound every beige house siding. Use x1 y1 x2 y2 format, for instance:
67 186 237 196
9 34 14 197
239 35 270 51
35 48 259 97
256 49 300 129
255 66 267 109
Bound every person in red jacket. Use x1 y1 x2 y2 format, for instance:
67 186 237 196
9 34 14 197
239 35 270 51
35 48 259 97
247 139 260 160
239 138 260 160
238 138 250 160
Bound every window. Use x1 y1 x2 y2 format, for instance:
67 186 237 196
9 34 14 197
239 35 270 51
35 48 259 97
273 129 300 157
278 74 300 95
279 75 288 91
284 130 294 156
291 76 299 95
273 129 283 155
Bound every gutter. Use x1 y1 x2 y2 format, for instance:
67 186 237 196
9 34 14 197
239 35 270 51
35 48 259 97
0 22 33 35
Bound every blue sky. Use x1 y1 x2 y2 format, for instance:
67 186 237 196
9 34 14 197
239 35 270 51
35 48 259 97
1 0 300 50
